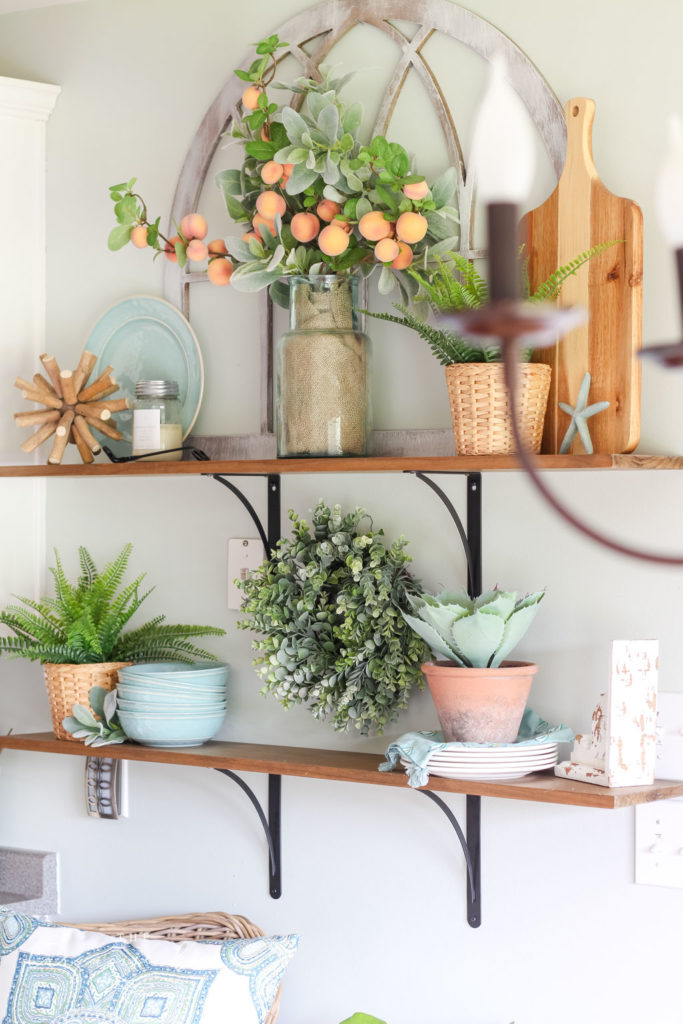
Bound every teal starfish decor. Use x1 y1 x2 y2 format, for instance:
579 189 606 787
559 372 610 454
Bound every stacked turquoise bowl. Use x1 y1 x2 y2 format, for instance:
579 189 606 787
116 662 229 747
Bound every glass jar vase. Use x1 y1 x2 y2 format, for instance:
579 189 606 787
275 274 371 457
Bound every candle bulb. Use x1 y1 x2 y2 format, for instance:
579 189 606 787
469 53 536 302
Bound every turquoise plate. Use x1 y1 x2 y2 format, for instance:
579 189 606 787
84 295 204 456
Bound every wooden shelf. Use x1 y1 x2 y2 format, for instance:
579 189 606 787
2 732 682 809
0 453 682 478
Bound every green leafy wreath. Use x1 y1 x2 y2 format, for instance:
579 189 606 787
237 501 429 735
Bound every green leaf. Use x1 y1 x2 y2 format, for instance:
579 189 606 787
285 163 319 195
430 166 458 208
374 185 399 213
224 194 251 222
72 703 99 727
245 140 276 161
114 195 138 226
234 69 253 82
318 103 339 143
108 224 132 251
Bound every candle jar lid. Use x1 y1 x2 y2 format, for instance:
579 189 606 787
135 380 179 398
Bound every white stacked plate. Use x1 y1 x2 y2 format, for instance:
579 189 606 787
401 741 559 781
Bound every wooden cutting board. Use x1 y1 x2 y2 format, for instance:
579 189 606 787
521 97 643 454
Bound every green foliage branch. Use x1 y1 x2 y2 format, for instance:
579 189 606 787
362 242 620 364
237 502 429 735
0 544 225 665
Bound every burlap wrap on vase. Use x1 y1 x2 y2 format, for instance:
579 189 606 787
445 362 551 455
277 275 370 457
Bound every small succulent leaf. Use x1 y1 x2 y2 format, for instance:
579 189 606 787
401 611 462 663
71 704 98 727
430 166 458 207
285 163 319 195
492 600 544 667
103 688 118 723
342 102 362 136
88 685 107 719
415 601 460 637
449 610 505 668
318 102 339 143
435 590 473 611
281 106 307 145
474 590 517 618
377 265 395 294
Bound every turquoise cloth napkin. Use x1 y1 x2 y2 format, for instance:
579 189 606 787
379 709 575 788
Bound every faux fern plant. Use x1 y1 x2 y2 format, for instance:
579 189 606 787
0 544 225 664
363 243 619 364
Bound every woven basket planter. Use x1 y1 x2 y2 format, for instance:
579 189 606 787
43 661 132 740
445 362 551 455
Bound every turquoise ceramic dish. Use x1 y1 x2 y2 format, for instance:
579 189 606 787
116 697 226 713
84 295 204 456
117 707 226 748
118 662 229 680
116 678 227 694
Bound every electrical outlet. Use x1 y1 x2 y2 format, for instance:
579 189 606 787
635 691 683 887
227 539 265 610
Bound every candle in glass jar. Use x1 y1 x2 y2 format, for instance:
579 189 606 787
132 380 183 461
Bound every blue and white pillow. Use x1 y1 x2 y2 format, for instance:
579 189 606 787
0 907 298 1024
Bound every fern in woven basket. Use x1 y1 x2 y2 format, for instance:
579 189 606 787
363 243 619 364
0 543 225 664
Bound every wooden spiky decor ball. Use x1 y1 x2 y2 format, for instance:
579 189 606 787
14 351 129 464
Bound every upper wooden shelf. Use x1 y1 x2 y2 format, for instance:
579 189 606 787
1 453 683 478
2 732 682 810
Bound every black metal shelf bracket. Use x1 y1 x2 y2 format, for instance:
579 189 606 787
411 471 482 597
419 790 481 927
214 769 282 899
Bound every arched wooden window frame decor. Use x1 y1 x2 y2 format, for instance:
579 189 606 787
164 0 566 457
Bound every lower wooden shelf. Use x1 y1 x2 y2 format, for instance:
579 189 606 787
2 732 682 810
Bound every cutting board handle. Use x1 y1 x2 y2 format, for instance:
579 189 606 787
562 97 598 182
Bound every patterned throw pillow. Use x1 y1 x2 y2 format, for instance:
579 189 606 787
0 908 298 1024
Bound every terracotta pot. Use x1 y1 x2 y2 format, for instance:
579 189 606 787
421 659 538 743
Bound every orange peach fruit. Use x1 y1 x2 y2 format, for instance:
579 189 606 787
261 161 284 185
242 231 260 244
392 241 413 269
316 199 341 223
402 180 429 201
318 223 350 256
208 238 228 256
207 257 234 285
290 212 320 243
358 210 392 241
242 85 263 110
130 225 148 248
280 163 294 186
164 235 183 263
396 211 428 244
252 213 277 240
256 190 287 220
186 238 209 262
374 237 400 263
180 213 208 241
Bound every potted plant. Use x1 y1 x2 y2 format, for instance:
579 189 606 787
236 501 430 735
0 543 226 740
107 33 459 456
402 587 545 742
363 247 616 455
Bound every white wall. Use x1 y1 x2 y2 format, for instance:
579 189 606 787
1 2 683 1022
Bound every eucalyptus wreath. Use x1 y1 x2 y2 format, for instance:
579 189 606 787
237 501 429 735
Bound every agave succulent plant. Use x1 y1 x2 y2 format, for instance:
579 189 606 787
402 588 545 668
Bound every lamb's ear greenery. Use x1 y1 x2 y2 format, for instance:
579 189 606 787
0 545 225 665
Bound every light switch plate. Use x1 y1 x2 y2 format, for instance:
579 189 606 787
228 539 265 610
635 691 683 887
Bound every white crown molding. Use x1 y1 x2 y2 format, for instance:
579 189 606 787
0 75 60 121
